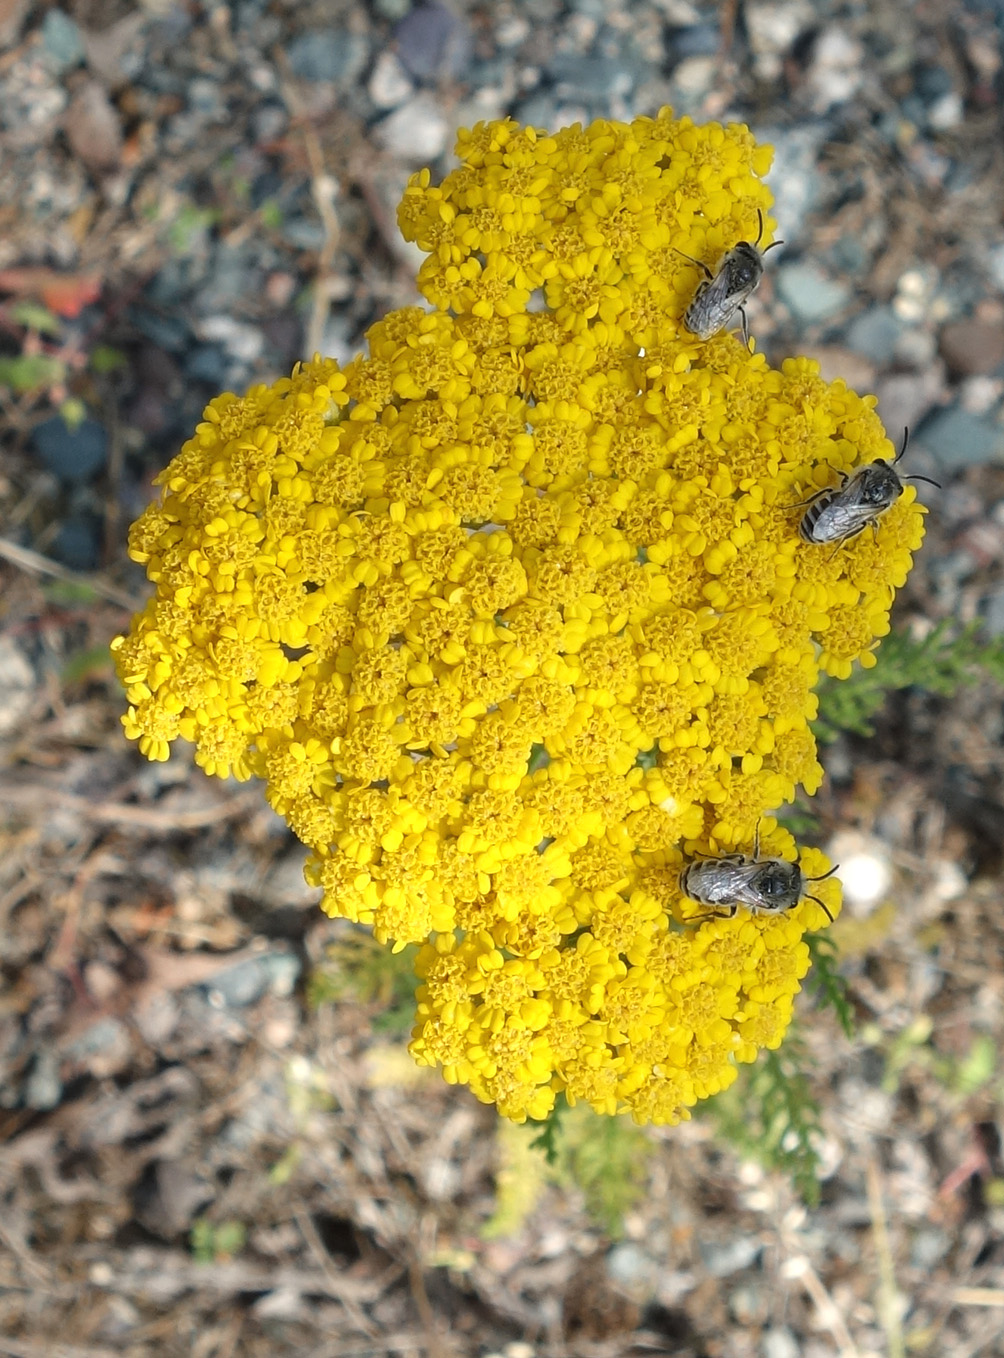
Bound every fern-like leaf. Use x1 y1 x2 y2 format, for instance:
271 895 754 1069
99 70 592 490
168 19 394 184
704 1026 823 1205
805 932 855 1038
814 620 1004 742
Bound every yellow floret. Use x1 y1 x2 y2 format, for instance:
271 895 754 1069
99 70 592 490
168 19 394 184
115 108 926 1125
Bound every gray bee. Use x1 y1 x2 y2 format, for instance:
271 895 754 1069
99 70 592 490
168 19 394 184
680 208 783 346
680 829 836 923
797 428 940 547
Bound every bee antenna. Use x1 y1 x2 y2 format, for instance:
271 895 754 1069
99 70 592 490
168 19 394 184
754 207 764 247
805 864 840 883
762 237 784 255
806 893 835 923
893 427 910 465
905 473 941 489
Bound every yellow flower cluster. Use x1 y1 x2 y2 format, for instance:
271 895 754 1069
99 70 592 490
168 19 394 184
114 110 926 1125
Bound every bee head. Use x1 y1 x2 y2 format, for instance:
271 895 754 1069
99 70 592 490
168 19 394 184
859 460 903 506
727 243 762 287
751 859 801 909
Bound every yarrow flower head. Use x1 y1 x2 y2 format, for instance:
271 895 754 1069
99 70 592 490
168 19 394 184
114 110 926 1126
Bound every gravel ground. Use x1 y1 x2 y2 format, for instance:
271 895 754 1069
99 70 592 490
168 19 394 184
3 1 1004 1355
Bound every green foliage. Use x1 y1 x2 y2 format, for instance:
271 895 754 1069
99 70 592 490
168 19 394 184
89 345 128 375
308 929 417 1033
483 1120 551 1240
814 620 1004 741
805 932 855 1038
191 1217 246 1263
528 1093 567 1165
487 1102 651 1240
554 1103 654 1238
259 199 284 231
9 300 61 335
0 353 66 395
168 203 220 254
704 1027 824 1206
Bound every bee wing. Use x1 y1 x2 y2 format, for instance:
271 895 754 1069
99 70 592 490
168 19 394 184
809 495 878 543
683 857 764 907
683 269 746 340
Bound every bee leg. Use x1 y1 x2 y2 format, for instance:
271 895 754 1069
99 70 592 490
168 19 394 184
753 818 761 858
739 306 751 349
674 248 714 280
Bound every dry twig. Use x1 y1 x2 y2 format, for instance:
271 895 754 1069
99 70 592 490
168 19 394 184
0 534 142 611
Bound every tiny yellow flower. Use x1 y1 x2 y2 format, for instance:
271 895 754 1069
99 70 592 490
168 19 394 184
116 108 926 1125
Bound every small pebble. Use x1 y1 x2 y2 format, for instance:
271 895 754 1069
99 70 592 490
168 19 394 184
32 416 108 484
285 29 368 85
846 306 903 363
729 1283 767 1325
24 1048 63 1111
369 49 414 109
698 1234 762 1278
65 1016 132 1079
806 25 863 113
197 315 264 363
374 93 449 161
394 1 471 81
875 369 944 437
827 831 892 912
0 637 35 737
776 261 850 324
668 22 719 59
671 56 716 99
960 375 1003 415
918 405 1004 469
762 1329 800 1358
42 8 86 70
928 90 963 131
65 82 123 172
939 318 1004 377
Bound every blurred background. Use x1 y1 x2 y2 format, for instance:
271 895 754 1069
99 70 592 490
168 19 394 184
2 1 1004 1355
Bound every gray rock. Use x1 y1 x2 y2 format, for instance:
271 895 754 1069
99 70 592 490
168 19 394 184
42 8 86 71
983 584 1004 638
549 55 638 101
827 234 869 276
698 1233 762 1277
917 406 1004 469
756 124 827 245
205 950 300 1008
24 1049 62 1111
776 261 850 324
607 1241 658 1287
846 306 903 363
65 82 123 172
374 93 449 161
988 243 1004 293
762 1328 800 1358
65 1017 133 1078
32 416 108 484
910 1226 952 1269
53 513 103 571
207 957 274 1008
729 1283 767 1324
940 318 1004 377
394 1 472 81
0 637 35 737
285 30 369 86
875 369 944 437
668 23 720 60
369 49 414 109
